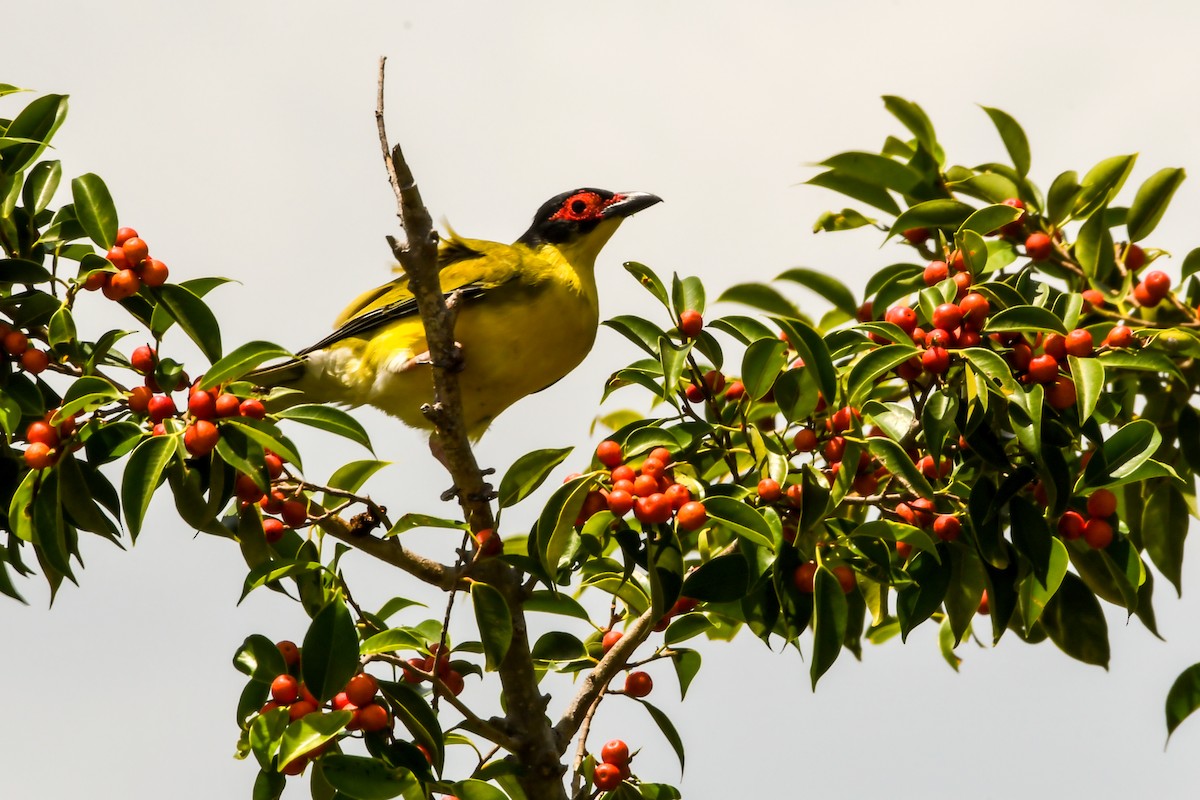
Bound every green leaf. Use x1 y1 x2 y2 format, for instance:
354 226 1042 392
740 337 788 401
637 699 685 774
1075 211 1115 281
1098 348 1185 381
848 519 939 559
773 318 837 403
323 460 390 505
603 315 667 357
867 437 935 499
671 649 702 700
240 560 326 604
623 262 670 307
120 435 176 540
451 779 511 800
1008 496 1052 589
277 405 373 452
376 681 445 772
320 755 416 800
1074 154 1137 219
702 496 774 551
2 93 68 175
531 631 587 661
985 304 1068 336
882 96 940 162
810 566 849 688
471 582 513 671
153 283 223 362
818 151 922 194
534 477 593 576
1127 167 1186 242
221 418 302 466
1041 573 1109 668
1089 419 1161 484
896 552 950 639
1166 663 1200 741
278 711 353 771
717 282 802 319
498 447 572 509
70 173 118 250
960 346 1018 396
806 170 901 216
23 159 61 215
671 274 705 315
0 258 53 285
301 597 361 703
681 554 748 602
775 267 858 317
234 634 290 683
523 591 591 620
887 200 975 239
957 203 1023 237
980 105 1031 176
1046 170 1081 225
847 344 920 407
1142 483 1188 596
200 341 293 389
1069 355 1104 421
1182 248 1200 279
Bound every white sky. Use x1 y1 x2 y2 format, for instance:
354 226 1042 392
6 2 1200 798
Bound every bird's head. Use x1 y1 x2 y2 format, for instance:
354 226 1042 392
517 188 662 262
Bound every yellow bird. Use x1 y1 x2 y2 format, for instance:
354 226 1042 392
254 188 661 438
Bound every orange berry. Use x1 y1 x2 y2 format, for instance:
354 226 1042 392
104 268 141 300
122 237 149 266
23 442 55 470
239 398 266 419
676 500 707 531
115 227 139 246
594 762 622 791
757 478 782 502
1086 489 1117 518
3 330 28 356
933 514 961 542
215 393 242 417
20 347 49 374
1025 232 1053 260
128 385 153 414
624 671 653 698
607 489 633 517
679 309 703 338
271 674 299 704
355 703 390 732
184 420 220 456
601 629 623 653
25 421 60 448
263 517 285 543
276 640 300 666
140 257 169 286
596 439 624 468
345 673 378 707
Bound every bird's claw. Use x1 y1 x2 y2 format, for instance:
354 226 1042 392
439 469 496 503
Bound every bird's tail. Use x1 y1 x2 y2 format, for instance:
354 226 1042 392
248 358 308 388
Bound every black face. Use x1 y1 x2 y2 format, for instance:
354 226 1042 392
518 188 618 245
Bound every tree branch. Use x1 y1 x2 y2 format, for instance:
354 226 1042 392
315 513 458 590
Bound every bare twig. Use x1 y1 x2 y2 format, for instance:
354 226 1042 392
315 513 458 590
569 687 607 797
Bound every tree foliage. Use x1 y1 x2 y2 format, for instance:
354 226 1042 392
4 84 1200 799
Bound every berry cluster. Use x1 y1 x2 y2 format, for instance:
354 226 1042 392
400 643 466 697
585 442 707 530
20 410 79 470
1057 487 1118 549
593 738 634 791
83 227 170 299
1 320 51 376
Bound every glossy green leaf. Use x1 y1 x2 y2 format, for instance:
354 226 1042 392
1098 348 1185 381
1009 496 1052 588
530 631 586 662
22 159 60 215
1166 663 1200 741
718 282 803 319
960 347 1017 396
471 582 513 671
776 267 857 316
153 283 223 362
702 497 774 551
671 273 705 315
1041 573 1109 668
1182 248 1200 278
818 151 922 194
2 93 68 175
70 173 117 250
638 699 685 774
740 337 788 401
847 343 919 406
681 554 748 602
773 318 837 402
249 707 290 770
867 437 935 499
1127 167 1186 242
887 200 975 239
1094 419 1161 484
1142 483 1188 596
958 203 1023 237
671 649 702 700
221 418 301 466
1075 211 1115 281
276 406 372 453
897 552 951 639
980 105 1031 176
1069 355 1104 421
0 258 53 285
120 435 176 540
1074 154 1137 219
234 634 291 683
535 477 592 576
985 304 1068 335
200 341 293 389
359 627 425 655
320 755 416 800
810 566 849 688
377 680 444 771
450 779 510 800
849 519 939 559
623 262 669 307
882 96 940 162
604 315 667 357
523 591 591 621
277 711 353 771
806 171 901 215
1046 170 1081 225
301 597 360 703
498 447 572 509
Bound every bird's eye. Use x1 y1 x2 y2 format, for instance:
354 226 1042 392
570 199 587 215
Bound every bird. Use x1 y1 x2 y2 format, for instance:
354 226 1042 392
252 188 662 439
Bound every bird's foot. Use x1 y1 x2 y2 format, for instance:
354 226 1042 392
438 469 496 503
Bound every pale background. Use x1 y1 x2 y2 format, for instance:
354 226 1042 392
6 2 1200 798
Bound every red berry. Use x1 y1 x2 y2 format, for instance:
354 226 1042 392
932 303 963 332
82 270 107 291
25 421 60 448
130 345 157 373
188 389 216 420
857 301 875 322
345 673 378 707
596 439 623 468
1058 511 1085 540
1002 197 1026 210
679 309 703 338
147 394 178 423
1064 329 1094 358
355 703 390 732
140 258 169 287
702 370 725 394
923 260 949 286
1042 333 1067 361
640 456 666 479
239 398 266 419
263 517 285 543
1027 354 1059 383
128 385 153 414
786 483 804 508
724 380 746 401
958 293 989 329
1083 518 1114 549
792 428 818 452
263 452 284 479
20 348 49 374
1081 289 1106 310
122 237 150 267
1124 243 1146 271
105 268 141 300
442 669 465 696
648 447 672 465
903 227 930 244
184 420 220 456
909 497 936 528
1104 325 1135 348
23 442 55 470
624 671 653 698
922 346 950 374
952 271 972 298
632 474 659 498
601 739 630 766
280 499 308 527
105 245 129 270
1025 232 1053 260
924 328 955 349
1086 488 1117 518
957 329 982 348
601 629 623 653
978 590 990 615
885 305 918 334
793 562 817 593
594 763 622 791
214 393 241 417
684 383 704 403
676 501 707 531
831 405 858 432
832 564 857 594
823 435 846 463
475 527 503 557
1143 270 1171 302
1133 283 1157 307
933 514 961 542
634 493 673 525
607 489 634 517
115 227 139 246
271 674 299 704
3 330 28 355
1046 376 1077 410
757 478 782 502
948 250 967 272
663 482 691 510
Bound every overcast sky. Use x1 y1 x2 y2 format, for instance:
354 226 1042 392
7 2 1200 798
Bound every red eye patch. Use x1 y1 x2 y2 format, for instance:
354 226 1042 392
549 191 614 222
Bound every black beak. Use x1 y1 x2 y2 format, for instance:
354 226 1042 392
602 191 663 219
